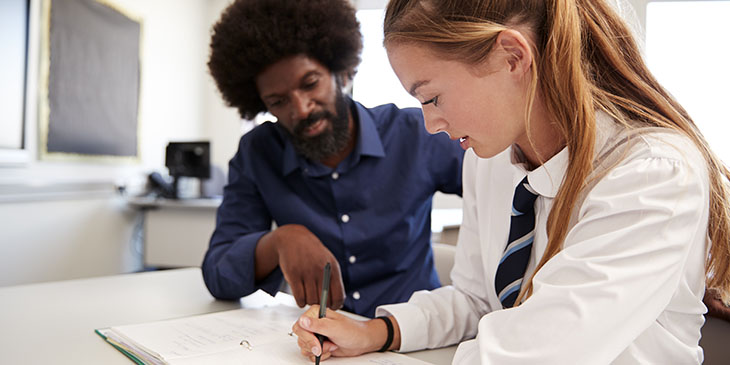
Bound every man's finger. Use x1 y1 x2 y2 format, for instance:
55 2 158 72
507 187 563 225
291 280 306 308
304 273 320 305
329 264 345 309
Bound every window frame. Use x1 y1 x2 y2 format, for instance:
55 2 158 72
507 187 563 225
0 0 31 166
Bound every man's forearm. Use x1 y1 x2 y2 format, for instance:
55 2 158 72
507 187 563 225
254 231 280 281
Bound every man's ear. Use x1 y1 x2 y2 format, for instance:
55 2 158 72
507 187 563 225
496 29 533 76
336 71 354 95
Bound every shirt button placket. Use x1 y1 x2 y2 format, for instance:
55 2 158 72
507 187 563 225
334 172 356 304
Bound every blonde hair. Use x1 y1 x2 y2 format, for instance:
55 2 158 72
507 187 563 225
384 0 730 305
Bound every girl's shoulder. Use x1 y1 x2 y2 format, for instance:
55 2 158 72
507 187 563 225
565 114 712 233
593 113 707 176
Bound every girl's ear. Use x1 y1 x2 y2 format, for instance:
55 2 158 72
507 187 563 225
496 29 533 76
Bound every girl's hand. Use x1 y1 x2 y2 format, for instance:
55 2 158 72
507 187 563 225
292 305 392 362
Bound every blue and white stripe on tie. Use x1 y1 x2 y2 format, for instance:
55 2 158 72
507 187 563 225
494 176 539 308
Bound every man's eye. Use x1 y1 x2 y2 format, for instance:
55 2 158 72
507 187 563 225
421 96 439 106
303 80 318 90
269 99 284 108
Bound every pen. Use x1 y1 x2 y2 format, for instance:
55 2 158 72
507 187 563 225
315 262 331 365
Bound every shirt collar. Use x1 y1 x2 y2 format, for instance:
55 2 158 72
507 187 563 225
352 100 386 159
280 97 386 176
280 132 300 176
512 145 568 199
513 111 617 198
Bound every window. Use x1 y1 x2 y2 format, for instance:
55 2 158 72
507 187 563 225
644 1 730 163
0 0 30 165
352 8 421 109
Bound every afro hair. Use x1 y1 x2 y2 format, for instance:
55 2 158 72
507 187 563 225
208 0 363 120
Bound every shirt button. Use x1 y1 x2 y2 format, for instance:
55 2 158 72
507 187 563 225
348 255 356 264
352 291 361 300
341 214 350 223
331 172 339 180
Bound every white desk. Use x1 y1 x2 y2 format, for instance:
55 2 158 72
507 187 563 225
1 268 728 364
0 268 456 364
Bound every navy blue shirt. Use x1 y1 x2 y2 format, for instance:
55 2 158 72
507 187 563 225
202 100 464 317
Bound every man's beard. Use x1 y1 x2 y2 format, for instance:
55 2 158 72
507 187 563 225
284 91 351 162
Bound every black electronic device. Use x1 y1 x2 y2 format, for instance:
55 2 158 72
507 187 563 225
165 141 211 198
146 171 176 199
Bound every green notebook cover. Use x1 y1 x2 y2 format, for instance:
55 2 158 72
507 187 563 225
95 328 146 365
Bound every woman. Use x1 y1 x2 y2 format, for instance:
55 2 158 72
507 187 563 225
292 0 730 363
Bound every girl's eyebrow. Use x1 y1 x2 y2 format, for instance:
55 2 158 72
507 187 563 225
408 80 430 97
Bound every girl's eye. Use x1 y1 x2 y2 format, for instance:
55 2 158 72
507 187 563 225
421 96 439 106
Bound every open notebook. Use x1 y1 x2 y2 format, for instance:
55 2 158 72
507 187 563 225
96 295 430 365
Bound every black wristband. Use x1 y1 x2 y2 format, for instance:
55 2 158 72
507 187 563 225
376 316 394 352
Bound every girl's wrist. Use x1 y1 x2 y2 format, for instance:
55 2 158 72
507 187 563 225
365 317 389 353
365 316 400 353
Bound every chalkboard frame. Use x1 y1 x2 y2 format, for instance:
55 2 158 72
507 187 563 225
38 0 142 163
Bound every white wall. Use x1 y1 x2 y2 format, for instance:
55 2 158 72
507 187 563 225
0 0 214 286
0 197 140 287
203 0 246 171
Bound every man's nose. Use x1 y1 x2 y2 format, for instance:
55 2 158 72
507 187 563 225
290 92 314 121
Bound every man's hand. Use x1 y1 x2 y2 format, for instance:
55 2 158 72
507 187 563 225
704 288 730 322
256 224 345 309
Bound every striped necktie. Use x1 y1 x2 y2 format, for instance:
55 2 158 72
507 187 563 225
495 176 538 308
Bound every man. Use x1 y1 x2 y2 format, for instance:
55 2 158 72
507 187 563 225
202 0 464 318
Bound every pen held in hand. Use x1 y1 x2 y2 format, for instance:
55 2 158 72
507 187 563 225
319 263 331 318
315 262 331 365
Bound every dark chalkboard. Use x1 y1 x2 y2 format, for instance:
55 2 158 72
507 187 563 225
44 0 140 157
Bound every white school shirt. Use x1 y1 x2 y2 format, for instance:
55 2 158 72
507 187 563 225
377 113 710 364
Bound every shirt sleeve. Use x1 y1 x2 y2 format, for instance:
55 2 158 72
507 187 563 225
376 150 494 352
201 142 282 300
474 154 709 364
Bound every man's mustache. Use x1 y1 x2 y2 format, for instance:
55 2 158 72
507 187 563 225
294 110 333 136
